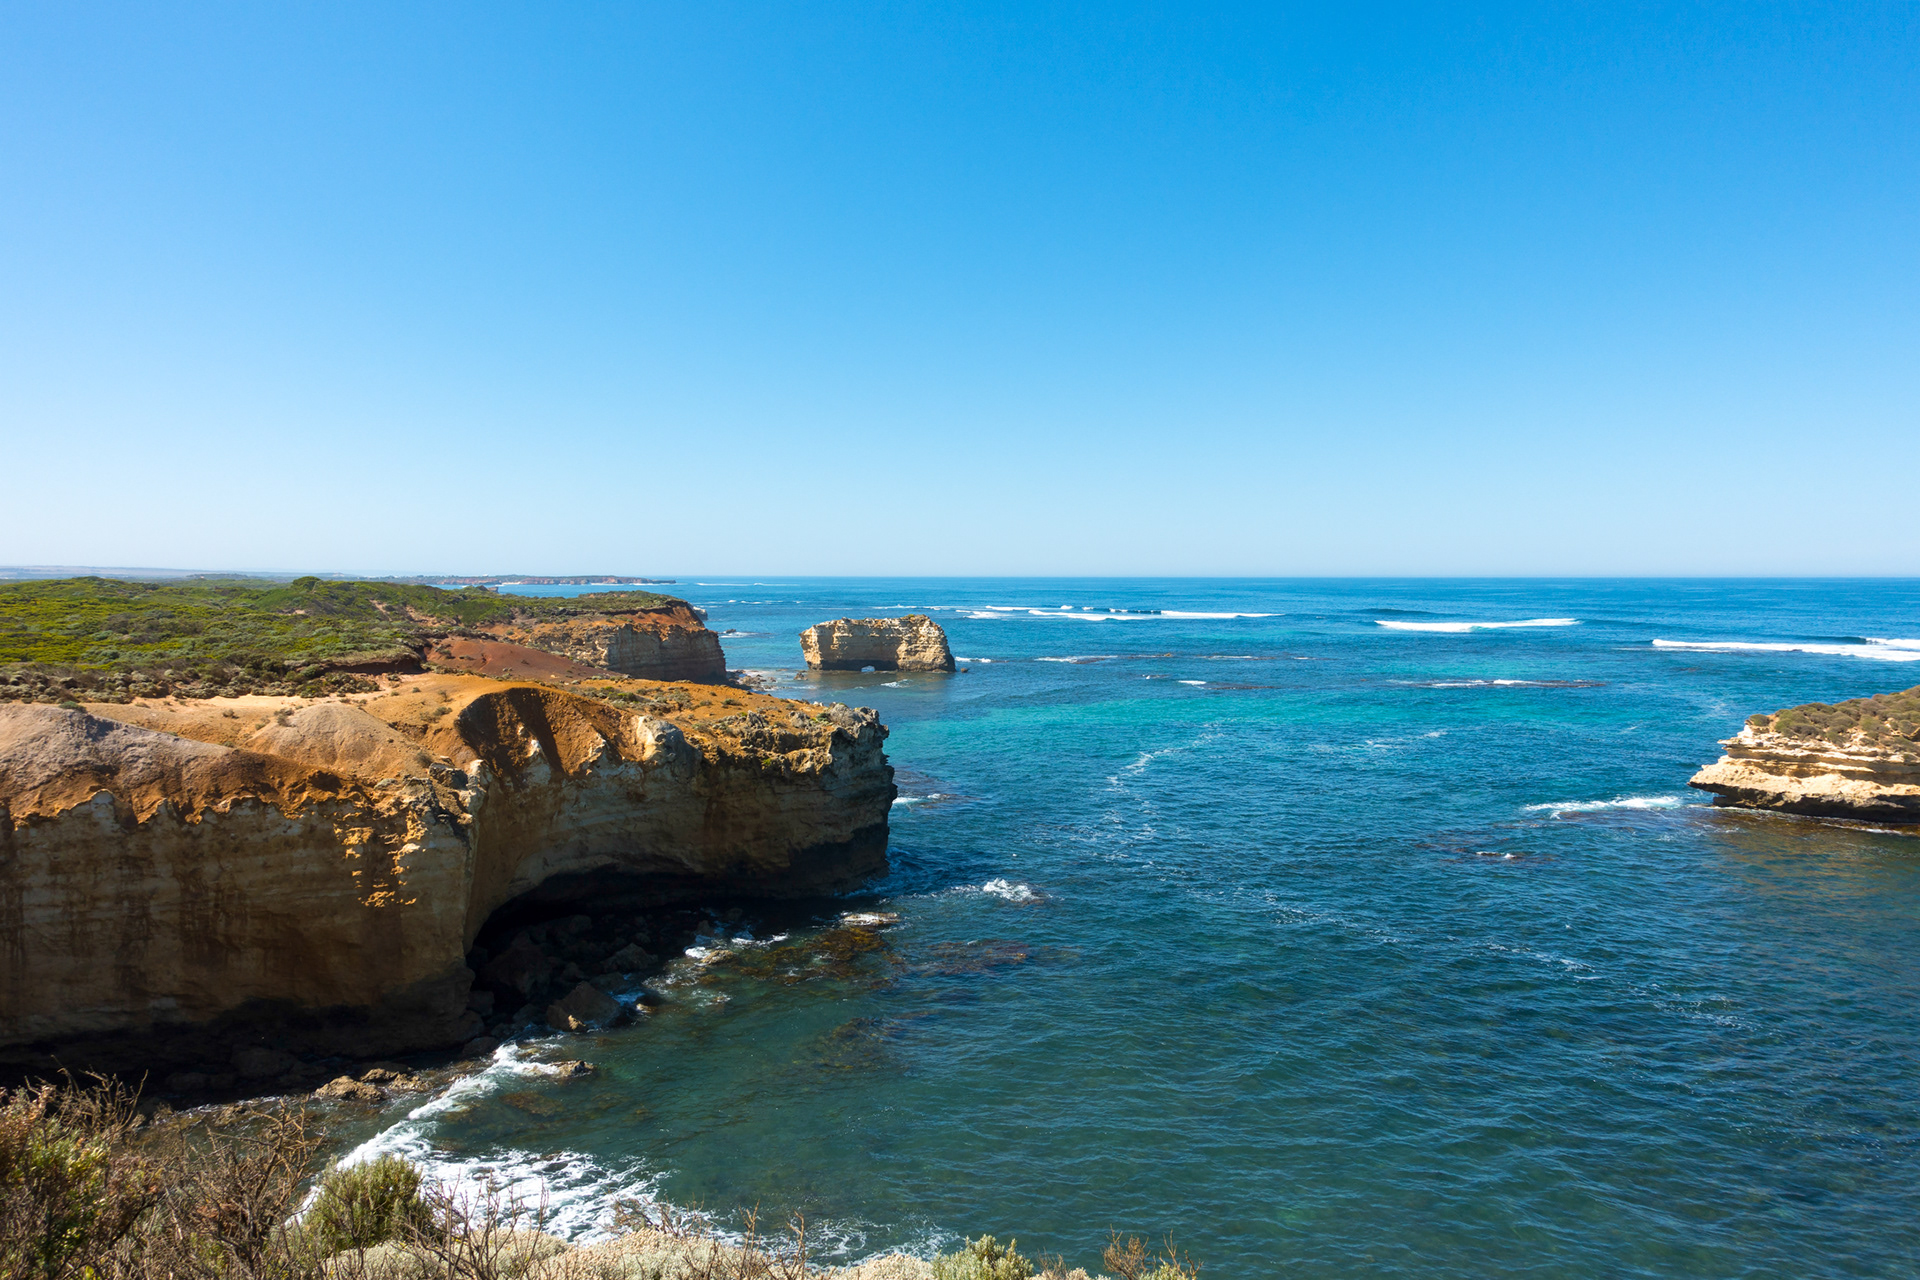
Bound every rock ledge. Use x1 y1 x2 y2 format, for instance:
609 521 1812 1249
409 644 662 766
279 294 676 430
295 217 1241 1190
1689 684 1920 823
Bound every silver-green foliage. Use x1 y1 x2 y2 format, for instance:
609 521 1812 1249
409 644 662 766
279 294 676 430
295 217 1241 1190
307 1153 436 1254
932 1234 1036 1280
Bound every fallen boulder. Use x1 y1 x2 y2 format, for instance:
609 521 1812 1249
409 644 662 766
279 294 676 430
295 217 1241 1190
313 1076 386 1104
546 982 623 1032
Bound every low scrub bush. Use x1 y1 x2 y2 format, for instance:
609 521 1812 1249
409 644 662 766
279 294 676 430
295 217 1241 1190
307 1154 435 1254
932 1236 1034 1280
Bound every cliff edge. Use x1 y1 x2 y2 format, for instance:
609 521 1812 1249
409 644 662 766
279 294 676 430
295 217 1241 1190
800 615 955 672
1688 684 1920 823
478 602 727 683
0 672 894 1074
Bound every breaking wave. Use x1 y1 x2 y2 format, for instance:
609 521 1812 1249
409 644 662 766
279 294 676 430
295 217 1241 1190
329 1046 662 1242
1652 638 1920 663
1524 794 1698 815
980 878 1042 903
1378 618 1578 632
956 606 1273 622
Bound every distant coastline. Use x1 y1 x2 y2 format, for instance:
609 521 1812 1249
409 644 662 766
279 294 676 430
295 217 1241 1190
0 567 675 585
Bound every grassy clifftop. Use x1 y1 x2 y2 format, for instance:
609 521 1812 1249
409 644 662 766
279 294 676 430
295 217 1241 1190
1746 684 1920 750
0 576 679 702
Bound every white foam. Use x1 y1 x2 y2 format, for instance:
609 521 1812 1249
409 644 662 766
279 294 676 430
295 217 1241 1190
1524 794 1696 815
980 878 1040 903
1160 611 1277 618
952 657 991 663
327 1044 661 1242
891 793 950 807
1377 618 1578 632
1178 679 1207 685
1653 639 1920 662
1414 679 1585 688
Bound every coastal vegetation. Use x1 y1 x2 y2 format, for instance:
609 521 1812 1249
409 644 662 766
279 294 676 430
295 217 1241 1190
0 576 676 703
1747 684 1920 749
0 1077 1195 1279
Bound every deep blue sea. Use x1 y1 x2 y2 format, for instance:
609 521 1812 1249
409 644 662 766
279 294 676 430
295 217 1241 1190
346 579 1920 1278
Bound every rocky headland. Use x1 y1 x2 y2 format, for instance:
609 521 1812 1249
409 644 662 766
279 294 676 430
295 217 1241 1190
478 601 726 682
0 578 897 1085
1689 684 1920 823
800 615 955 672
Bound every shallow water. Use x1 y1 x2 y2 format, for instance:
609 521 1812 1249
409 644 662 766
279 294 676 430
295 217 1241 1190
345 579 1920 1277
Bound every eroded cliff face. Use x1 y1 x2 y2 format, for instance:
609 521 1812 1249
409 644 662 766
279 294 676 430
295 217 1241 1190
1689 685 1920 822
0 674 892 1072
800 615 955 672
486 605 727 683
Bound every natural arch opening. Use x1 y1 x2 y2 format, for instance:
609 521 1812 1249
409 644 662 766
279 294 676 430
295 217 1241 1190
462 869 856 1041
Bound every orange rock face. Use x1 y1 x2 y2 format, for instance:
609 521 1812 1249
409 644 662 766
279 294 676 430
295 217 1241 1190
0 674 893 1074
484 604 728 683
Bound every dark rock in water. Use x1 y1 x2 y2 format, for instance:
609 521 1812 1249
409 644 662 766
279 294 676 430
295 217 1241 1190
546 982 622 1032
548 1059 595 1078
314 1075 385 1104
463 1036 501 1058
276 1064 327 1090
483 937 558 998
599 942 656 973
232 1047 297 1079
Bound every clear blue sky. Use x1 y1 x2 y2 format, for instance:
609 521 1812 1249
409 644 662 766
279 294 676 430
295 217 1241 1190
2 3 1915 576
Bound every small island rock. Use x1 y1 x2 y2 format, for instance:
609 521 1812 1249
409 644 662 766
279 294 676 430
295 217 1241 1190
800 616 955 672
1689 684 1920 823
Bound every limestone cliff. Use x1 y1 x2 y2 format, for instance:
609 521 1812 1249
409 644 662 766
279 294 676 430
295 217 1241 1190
481 603 727 683
1688 684 1920 823
800 615 955 672
0 675 893 1074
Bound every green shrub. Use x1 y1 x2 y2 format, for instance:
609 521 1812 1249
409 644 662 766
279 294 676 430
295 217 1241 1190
0 1080 160 1280
933 1234 1036 1280
306 1154 435 1255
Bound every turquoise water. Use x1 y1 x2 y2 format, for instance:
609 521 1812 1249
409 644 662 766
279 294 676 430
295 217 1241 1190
352 580 1920 1278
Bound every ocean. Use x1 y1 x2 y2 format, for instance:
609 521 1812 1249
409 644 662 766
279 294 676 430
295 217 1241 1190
335 579 1920 1278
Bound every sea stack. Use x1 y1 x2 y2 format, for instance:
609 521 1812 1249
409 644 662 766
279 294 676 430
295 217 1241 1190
1688 684 1920 823
800 615 956 672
